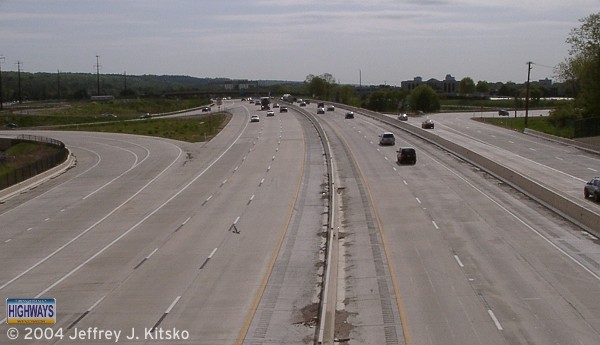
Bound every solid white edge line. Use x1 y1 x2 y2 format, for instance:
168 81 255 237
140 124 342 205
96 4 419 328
146 248 159 259
208 247 218 259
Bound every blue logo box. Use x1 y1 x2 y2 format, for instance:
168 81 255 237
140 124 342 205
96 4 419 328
6 298 56 324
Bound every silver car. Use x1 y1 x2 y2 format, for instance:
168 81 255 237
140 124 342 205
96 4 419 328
379 132 395 146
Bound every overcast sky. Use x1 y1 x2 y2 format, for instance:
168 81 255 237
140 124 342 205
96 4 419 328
1 0 599 86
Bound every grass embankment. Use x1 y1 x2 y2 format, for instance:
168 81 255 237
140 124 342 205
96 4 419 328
2 98 211 127
473 116 574 138
1 98 231 143
0 142 63 175
70 114 230 142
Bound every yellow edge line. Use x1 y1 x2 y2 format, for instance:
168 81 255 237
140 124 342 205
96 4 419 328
235 122 307 345
336 130 413 345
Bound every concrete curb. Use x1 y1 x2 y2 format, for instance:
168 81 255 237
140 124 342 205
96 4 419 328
523 128 600 155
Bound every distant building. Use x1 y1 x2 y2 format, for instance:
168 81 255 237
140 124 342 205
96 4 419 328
401 74 458 94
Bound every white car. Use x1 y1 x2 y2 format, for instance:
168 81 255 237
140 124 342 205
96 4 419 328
250 115 260 122
266 110 275 117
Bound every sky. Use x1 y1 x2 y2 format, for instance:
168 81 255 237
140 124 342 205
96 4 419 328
1 0 599 86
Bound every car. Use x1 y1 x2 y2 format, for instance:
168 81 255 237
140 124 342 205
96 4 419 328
379 132 395 146
5 123 18 129
397 147 416 165
498 109 509 116
254 100 261 106
327 105 335 111
422 119 434 129
201 106 211 112
248 98 254 103
101 113 117 118
266 110 275 117
280 106 288 113
139 113 152 119
317 102 325 108
345 111 354 119
272 103 280 108
299 101 307 107
584 177 600 201
317 107 325 114
398 113 408 121
250 115 260 122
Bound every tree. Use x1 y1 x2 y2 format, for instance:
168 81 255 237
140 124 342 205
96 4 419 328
476 80 490 94
558 12 600 117
305 73 337 100
459 77 476 95
409 84 440 113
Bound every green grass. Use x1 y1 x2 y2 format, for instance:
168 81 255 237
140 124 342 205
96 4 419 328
66 113 230 142
474 116 574 138
2 98 211 128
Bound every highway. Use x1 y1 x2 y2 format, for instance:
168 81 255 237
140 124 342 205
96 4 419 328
307 102 600 345
0 100 599 344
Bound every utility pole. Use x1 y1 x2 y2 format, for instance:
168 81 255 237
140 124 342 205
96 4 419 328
16 60 22 104
524 61 532 127
95 55 101 96
359 69 361 88
57 69 61 100
0 55 4 111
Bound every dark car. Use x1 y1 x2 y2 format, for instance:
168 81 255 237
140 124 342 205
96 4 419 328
201 106 211 112
317 107 325 114
422 119 434 129
397 147 416 165
584 177 600 201
498 109 509 116
139 113 152 119
398 113 408 121
279 106 288 113
345 111 354 119
5 123 18 129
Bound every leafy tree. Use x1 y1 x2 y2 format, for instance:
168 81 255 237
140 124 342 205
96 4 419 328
409 84 440 112
459 77 476 95
476 80 490 94
305 73 337 100
557 12 600 117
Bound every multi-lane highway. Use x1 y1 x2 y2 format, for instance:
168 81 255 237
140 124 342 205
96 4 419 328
1 99 599 345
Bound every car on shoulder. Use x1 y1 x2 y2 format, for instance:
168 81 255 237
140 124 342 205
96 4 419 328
398 113 408 121
397 147 416 165
422 119 434 129
250 115 260 122
266 110 275 117
498 109 509 116
201 106 211 112
345 111 354 119
327 105 335 111
317 107 325 114
584 177 600 201
139 113 152 119
379 132 395 146
280 106 288 113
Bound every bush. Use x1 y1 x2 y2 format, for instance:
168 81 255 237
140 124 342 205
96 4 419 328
548 103 582 128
